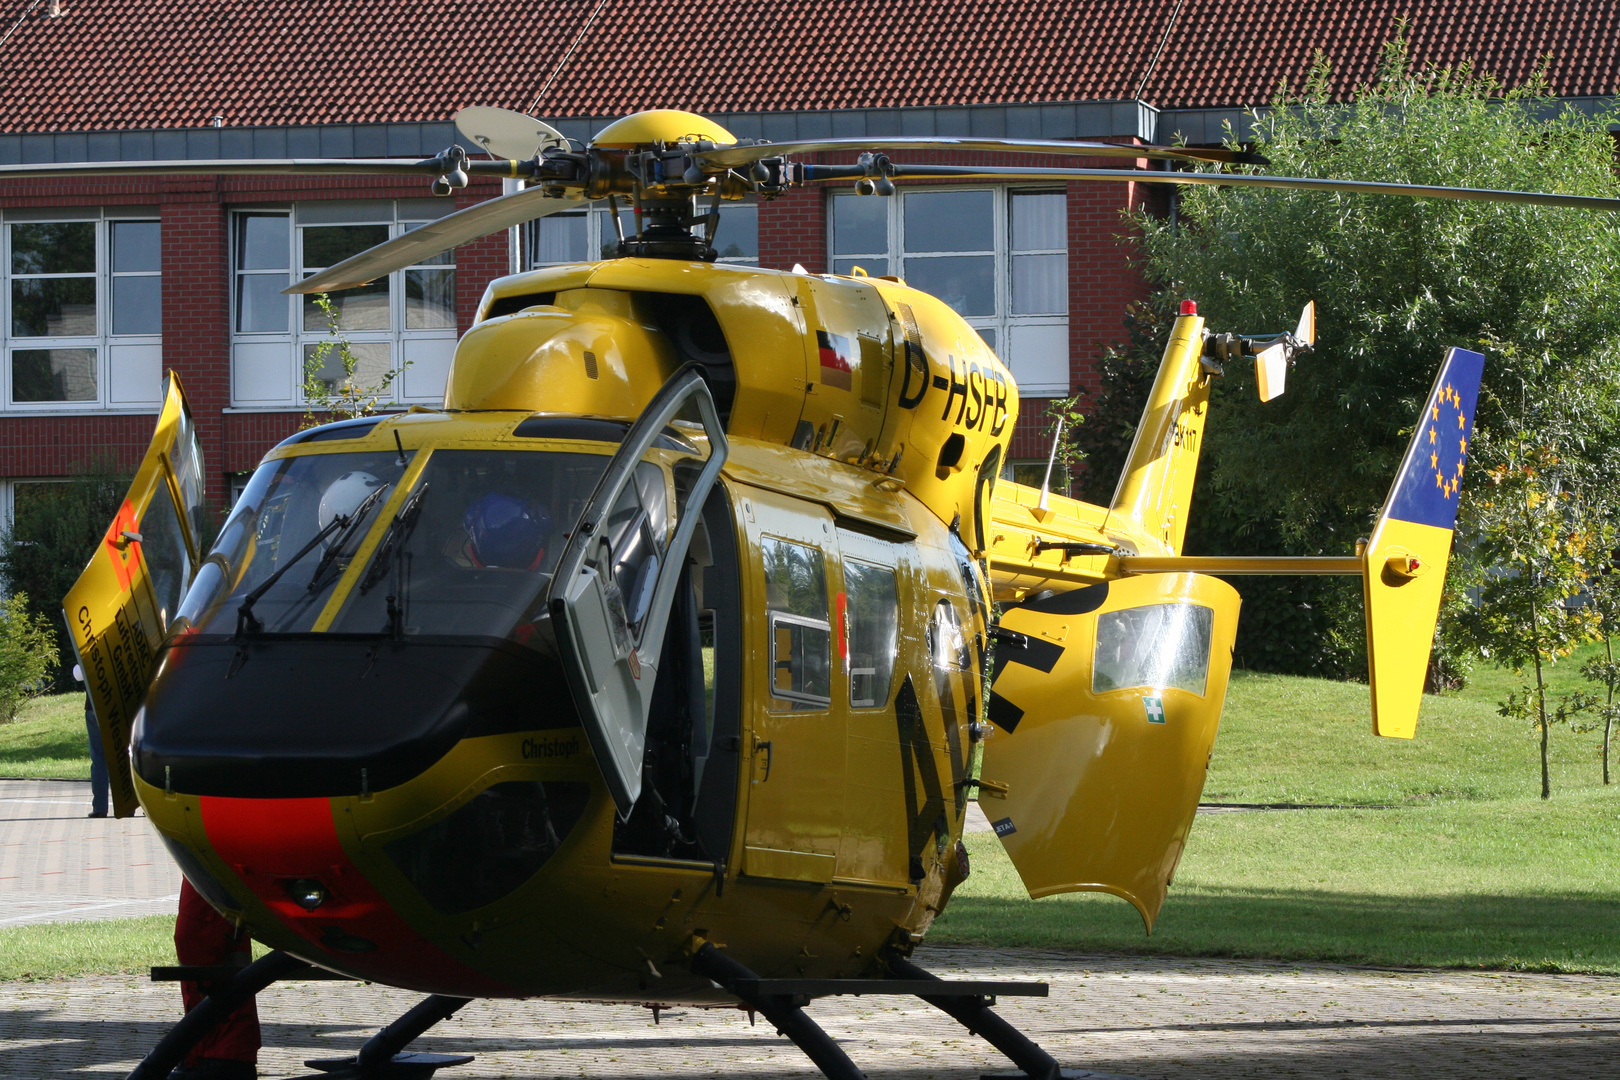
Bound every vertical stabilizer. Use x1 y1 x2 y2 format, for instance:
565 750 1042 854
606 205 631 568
1364 347 1484 738
1106 310 1211 552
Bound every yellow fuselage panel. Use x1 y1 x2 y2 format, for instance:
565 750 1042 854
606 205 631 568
981 572 1240 931
446 289 676 413
140 437 982 1000
471 261 1019 546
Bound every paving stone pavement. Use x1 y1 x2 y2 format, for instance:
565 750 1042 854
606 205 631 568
0 779 180 927
1 946 1617 1079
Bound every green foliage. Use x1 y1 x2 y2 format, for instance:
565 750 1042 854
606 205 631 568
302 293 407 427
1132 40 1620 680
0 465 127 691
1036 392 1086 499
1066 296 1176 505
0 593 57 721
1452 379 1612 796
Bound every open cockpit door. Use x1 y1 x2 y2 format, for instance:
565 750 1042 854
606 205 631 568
63 374 205 817
550 365 729 816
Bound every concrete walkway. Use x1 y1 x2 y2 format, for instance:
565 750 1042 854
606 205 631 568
1 947 1616 1079
0 779 180 927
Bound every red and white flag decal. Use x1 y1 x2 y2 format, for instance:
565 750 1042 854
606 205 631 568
817 330 854 390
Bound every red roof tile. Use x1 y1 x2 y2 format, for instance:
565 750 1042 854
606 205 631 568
0 0 1614 133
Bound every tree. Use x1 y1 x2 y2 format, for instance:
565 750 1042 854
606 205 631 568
0 466 127 691
0 591 58 720
1455 378 1608 798
302 293 408 428
1133 38 1620 678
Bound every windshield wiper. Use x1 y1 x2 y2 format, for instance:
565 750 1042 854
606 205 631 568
359 483 427 597
303 485 390 594
360 483 428 639
234 485 387 637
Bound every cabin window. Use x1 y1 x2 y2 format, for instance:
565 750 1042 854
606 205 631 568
1 213 163 410
844 560 898 708
929 598 971 673
229 200 458 408
762 536 831 706
828 187 1069 396
1092 603 1215 697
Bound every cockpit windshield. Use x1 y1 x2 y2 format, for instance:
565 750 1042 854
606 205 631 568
176 450 412 636
176 441 680 645
330 448 650 641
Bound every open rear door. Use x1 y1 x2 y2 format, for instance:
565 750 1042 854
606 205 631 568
63 374 205 817
550 365 729 816
981 572 1240 930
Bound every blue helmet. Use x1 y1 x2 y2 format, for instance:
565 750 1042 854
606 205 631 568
463 494 551 569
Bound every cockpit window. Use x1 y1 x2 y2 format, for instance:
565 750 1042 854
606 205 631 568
176 450 411 635
330 448 653 641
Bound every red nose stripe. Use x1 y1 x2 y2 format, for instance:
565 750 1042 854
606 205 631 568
200 795 510 997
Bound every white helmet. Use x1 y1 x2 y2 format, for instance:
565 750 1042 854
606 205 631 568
318 471 385 533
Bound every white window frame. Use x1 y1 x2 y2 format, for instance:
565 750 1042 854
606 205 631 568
1 210 164 413
828 186 1071 396
524 199 761 269
228 200 458 409
0 477 68 538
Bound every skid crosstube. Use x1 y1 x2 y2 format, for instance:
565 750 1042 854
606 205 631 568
135 945 1135 1080
692 943 1133 1080
130 953 475 1080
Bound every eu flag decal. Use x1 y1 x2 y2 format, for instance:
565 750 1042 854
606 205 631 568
1381 348 1484 531
817 329 854 390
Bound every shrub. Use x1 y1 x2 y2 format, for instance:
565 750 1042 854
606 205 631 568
0 591 58 721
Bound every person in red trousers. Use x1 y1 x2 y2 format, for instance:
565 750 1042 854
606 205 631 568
171 878 260 1080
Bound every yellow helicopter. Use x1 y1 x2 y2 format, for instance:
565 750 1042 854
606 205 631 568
48 107 1620 1080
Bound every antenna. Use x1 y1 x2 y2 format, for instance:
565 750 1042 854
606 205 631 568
1037 417 1066 512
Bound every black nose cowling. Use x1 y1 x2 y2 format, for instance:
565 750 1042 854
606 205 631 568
134 635 579 799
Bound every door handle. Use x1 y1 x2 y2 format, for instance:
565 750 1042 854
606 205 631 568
753 739 773 782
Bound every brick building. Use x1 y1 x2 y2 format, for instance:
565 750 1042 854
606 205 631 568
0 0 1615 512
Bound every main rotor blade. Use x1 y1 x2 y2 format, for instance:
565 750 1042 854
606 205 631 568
875 164 1620 212
0 158 454 179
694 136 1265 169
289 186 585 293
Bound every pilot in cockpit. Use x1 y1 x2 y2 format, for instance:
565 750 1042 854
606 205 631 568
461 492 553 571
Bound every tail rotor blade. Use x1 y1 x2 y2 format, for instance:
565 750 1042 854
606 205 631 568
1295 300 1316 346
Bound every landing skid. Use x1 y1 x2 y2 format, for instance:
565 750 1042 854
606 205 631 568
691 943 1142 1080
128 955 474 1080
132 949 1140 1080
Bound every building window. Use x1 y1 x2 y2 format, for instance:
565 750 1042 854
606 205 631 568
2 213 163 411
229 200 458 408
0 478 66 538
830 188 1069 396
524 200 759 268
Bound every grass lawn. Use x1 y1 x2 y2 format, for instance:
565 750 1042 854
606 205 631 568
0 916 177 981
0 691 91 779
931 646 1620 973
